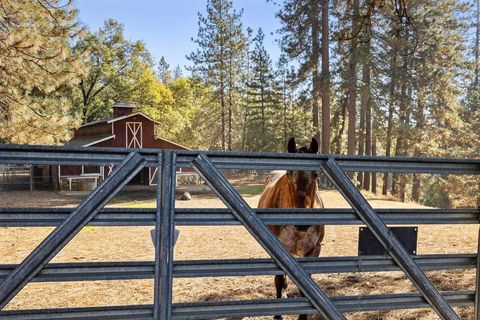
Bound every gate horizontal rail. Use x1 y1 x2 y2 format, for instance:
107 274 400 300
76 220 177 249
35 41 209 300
0 291 474 320
1 144 480 173
1 208 477 226
0 144 479 319
0 254 475 282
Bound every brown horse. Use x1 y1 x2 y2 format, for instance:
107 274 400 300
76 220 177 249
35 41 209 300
257 137 325 320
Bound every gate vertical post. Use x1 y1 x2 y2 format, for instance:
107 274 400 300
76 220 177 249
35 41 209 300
153 151 176 320
475 228 480 320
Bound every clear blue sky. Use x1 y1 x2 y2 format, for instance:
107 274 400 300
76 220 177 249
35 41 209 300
76 0 282 72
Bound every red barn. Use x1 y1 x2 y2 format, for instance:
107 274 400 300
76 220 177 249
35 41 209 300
59 103 189 190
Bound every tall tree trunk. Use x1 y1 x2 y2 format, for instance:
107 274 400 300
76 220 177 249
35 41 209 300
227 95 232 151
475 0 480 87
228 84 233 151
261 85 265 143
392 73 407 197
242 107 248 151
393 34 411 200
411 74 425 202
332 96 347 154
371 130 377 193
393 28 412 199
363 42 372 191
227 51 234 151
311 0 321 145
357 49 369 187
398 91 411 202
220 36 226 151
220 80 226 151
383 54 397 195
283 75 288 146
289 87 295 138
321 0 330 154
411 148 421 201
392 68 409 196
347 0 359 156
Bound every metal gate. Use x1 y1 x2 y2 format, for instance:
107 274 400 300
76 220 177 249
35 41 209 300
0 144 479 319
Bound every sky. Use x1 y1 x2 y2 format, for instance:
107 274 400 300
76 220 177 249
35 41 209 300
75 0 282 72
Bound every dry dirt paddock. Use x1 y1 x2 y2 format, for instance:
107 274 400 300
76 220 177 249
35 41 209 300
0 181 477 320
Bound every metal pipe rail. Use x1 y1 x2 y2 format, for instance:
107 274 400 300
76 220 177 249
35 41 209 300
0 208 477 226
0 254 475 282
1 144 480 173
0 291 474 320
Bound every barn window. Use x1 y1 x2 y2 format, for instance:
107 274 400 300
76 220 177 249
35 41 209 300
82 166 101 176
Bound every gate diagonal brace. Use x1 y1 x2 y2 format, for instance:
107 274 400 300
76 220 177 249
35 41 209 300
0 152 146 310
192 153 346 320
322 157 460 320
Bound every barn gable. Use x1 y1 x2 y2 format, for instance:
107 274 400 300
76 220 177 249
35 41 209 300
67 103 188 150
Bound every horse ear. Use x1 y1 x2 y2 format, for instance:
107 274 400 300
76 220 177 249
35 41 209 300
309 137 319 154
287 137 297 153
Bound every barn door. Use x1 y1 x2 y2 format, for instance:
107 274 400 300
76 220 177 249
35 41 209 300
126 122 143 148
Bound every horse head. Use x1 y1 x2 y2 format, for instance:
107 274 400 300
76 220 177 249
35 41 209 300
286 137 319 208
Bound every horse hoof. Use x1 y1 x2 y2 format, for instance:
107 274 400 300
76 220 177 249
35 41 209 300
282 292 288 299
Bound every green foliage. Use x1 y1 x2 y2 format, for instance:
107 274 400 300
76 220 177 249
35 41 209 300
158 56 172 84
188 0 247 151
0 0 82 144
245 29 282 152
71 19 153 124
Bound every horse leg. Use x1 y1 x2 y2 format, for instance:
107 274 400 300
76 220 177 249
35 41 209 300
298 243 322 320
298 290 307 320
274 274 288 319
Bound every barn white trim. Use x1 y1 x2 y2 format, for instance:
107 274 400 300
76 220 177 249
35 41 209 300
107 112 161 125
83 135 115 147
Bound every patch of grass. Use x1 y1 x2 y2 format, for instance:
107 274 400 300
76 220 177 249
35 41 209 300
111 199 156 208
236 185 263 195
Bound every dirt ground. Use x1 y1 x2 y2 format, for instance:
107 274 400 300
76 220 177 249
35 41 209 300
0 181 477 319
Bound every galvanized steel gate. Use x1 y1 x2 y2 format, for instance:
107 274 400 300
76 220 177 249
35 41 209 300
0 144 479 319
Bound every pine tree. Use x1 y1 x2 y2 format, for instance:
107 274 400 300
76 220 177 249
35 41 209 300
321 0 331 154
276 0 323 148
346 0 360 156
158 56 172 84
188 0 246 150
0 0 81 144
245 29 281 151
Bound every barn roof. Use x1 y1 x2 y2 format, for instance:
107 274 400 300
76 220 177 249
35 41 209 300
68 110 190 150
66 135 115 147
114 102 135 108
80 112 161 128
